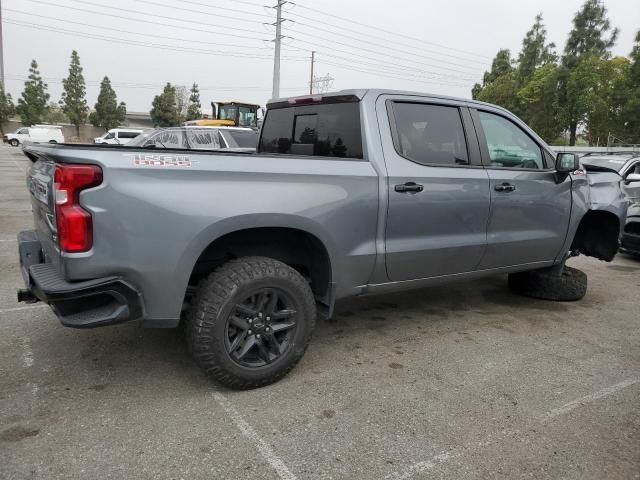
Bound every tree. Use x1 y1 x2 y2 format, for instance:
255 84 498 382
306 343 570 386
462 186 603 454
185 83 202 121
150 83 180 127
89 76 127 131
483 49 514 85
175 85 189 121
560 0 619 144
0 84 15 134
517 63 562 143
584 56 630 145
623 30 640 143
16 60 50 126
472 49 514 103
562 0 619 66
60 50 89 137
42 102 69 125
474 71 518 112
517 14 557 86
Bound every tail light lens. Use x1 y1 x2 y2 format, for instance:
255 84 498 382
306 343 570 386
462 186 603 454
54 164 103 252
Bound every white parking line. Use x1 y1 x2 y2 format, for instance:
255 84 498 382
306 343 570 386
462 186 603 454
385 451 459 480
0 305 48 314
387 378 640 479
22 337 34 367
0 238 17 242
544 378 639 419
213 392 297 480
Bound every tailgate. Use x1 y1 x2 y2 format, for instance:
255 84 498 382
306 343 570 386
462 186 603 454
25 150 61 266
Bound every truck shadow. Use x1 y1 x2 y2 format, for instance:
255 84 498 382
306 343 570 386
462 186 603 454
31 274 571 392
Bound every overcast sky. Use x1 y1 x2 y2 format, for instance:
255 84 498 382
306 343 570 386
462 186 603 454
4 0 639 114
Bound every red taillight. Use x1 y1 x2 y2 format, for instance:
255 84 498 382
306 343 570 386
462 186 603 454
54 164 103 253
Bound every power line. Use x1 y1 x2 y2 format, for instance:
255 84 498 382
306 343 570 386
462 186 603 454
4 10 285 51
132 0 267 24
285 39 475 81
291 0 493 60
5 74 305 92
45 0 483 79
22 0 265 39
315 59 471 88
4 19 307 61
286 11 489 70
170 0 270 18
289 45 476 82
287 29 481 77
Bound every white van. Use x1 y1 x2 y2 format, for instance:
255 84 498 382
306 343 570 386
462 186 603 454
4 125 64 146
94 128 144 145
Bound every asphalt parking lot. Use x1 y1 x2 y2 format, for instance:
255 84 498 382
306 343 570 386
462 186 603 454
0 144 638 480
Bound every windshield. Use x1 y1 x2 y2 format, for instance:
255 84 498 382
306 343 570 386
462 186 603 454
125 127 238 150
222 130 258 149
218 104 258 127
219 106 237 122
238 107 257 127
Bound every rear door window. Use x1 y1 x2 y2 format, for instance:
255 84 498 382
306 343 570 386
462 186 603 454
259 102 363 159
390 102 469 166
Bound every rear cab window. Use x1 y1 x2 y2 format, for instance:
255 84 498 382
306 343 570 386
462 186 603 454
259 99 363 159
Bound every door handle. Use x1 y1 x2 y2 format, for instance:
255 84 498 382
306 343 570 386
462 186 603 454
494 183 516 192
395 182 424 193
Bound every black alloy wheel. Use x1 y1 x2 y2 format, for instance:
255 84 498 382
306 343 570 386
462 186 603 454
225 288 298 368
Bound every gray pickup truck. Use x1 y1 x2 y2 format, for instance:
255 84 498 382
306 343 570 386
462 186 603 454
17 90 632 389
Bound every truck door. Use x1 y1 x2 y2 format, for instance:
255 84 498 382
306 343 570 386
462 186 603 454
379 98 491 281
470 108 572 269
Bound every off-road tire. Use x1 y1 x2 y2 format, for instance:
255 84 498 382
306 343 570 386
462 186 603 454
508 266 587 301
9 139 19 147
186 256 316 389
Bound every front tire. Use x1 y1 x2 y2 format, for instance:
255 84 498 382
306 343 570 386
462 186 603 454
508 265 587 301
9 139 19 147
187 256 316 389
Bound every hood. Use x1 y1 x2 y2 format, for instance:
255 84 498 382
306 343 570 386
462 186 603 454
581 159 625 174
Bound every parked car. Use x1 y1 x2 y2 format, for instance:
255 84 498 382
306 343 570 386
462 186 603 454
17 89 632 389
4 125 64 146
580 152 640 257
126 126 258 152
94 128 144 145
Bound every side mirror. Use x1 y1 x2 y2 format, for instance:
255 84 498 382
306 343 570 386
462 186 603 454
556 152 580 173
626 173 640 184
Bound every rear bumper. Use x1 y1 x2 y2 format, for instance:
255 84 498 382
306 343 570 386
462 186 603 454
16 230 143 328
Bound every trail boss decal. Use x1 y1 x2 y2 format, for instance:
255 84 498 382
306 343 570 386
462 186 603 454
126 154 197 168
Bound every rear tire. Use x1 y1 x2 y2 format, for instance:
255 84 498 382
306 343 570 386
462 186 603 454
508 266 587 301
187 256 316 390
9 139 19 147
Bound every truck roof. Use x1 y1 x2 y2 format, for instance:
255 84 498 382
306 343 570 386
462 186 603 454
267 89 511 114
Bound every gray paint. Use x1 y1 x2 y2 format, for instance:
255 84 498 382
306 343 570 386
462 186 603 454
24 89 629 327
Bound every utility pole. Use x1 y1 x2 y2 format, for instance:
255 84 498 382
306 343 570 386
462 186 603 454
0 0 4 88
309 51 315 94
271 0 285 99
